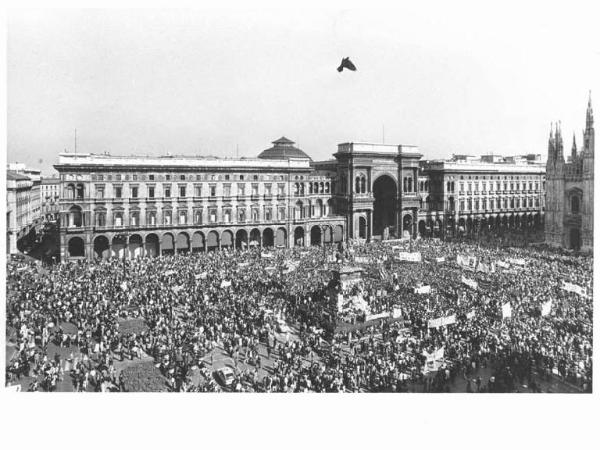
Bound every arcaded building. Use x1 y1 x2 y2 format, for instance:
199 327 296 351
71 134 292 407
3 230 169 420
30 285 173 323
545 95 594 251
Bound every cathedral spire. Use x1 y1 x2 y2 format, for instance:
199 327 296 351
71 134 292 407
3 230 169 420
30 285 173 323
555 121 564 164
586 90 593 130
571 132 577 162
547 122 556 166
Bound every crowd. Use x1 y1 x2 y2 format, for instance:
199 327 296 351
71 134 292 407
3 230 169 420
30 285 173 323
5 231 593 393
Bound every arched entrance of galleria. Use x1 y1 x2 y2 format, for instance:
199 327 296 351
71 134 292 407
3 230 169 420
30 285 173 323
372 175 397 238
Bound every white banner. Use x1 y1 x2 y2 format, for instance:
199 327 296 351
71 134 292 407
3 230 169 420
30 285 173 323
261 252 273 259
414 285 431 294
435 257 445 263
427 315 456 328
392 308 402 319
396 252 422 262
365 312 389 322
561 281 588 297
502 302 512 318
220 280 232 288
497 261 510 269
354 256 370 264
476 262 496 274
164 270 176 276
508 258 526 267
466 310 475 320
457 254 478 270
541 300 552 317
120 281 128 292
195 272 208 280
461 275 478 290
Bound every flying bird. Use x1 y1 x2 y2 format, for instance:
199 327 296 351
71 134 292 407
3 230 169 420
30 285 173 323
337 57 357 72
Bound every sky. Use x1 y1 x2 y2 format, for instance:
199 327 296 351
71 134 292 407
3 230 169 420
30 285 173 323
7 4 600 176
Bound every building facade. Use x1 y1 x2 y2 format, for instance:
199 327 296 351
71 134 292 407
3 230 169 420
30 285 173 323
420 154 546 238
545 95 594 251
40 176 61 220
54 136 551 260
6 171 34 254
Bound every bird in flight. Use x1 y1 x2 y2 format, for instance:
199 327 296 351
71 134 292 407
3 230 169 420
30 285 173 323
337 57 357 72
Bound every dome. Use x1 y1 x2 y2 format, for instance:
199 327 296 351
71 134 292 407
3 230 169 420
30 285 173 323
257 137 312 160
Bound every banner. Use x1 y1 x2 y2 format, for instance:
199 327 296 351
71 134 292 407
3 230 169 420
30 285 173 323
414 285 431 294
435 257 445 263
476 262 496 274
120 281 128 292
497 261 510 269
365 312 389 322
466 310 475 320
396 252 422 262
461 275 478 290
195 272 208 280
164 270 176 276
502 302 512 318
172 285 184 293
541 300 552 317
220 280 232 288
427 315 456 328
456 254 478 270
508 258 526 267
392 308 403 319
561 281 588 298
354 256 370 264
261 252 273 259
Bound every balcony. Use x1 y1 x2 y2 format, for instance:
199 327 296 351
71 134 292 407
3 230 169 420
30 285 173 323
277 194 286 200
236 195 247 202
208 196 218 202
250 194 260 202
222 196 232 203
263 194 273 201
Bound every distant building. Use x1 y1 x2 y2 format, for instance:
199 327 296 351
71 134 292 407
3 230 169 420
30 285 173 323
419 154 545 237
40 176 61 219
6 170 34 254
7 162 42 225
545 94 594 251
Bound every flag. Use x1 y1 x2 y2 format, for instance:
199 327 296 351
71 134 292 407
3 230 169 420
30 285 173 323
220 280 232 288
502 302 512 318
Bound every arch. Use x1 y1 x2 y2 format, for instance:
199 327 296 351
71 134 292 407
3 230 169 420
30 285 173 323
129 234 144 258
176 232 190 254
295 200 304 219
75 183 84 199
262 228 274 247
294 226 305 247
418 220 426 237
373 175 397 237
333 225 344 243
68 205 83 228
569 228 581 250
145 233 160 257
314 199 323 217
402 214 413 238
93 235 110 259
249 228 261 247
235 229 248 250
112 235 128 259
161 232 175 255
68 236 85 257
221 230 234 249
191 231 205 253
358 217 367 239
434 218 442 237
310 226 322 246
206 230 219 251
275 227 287 247
466 217 473 234
323 226 333 244
327 198 334 216
571 196 580 215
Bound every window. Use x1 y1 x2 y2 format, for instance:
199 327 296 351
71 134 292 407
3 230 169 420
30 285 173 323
166 174 171 181
147 210 157 226
475 199 479 210
251 208 259 221
179 210 187 225
238 208 246 223
278 207 285 221
223 184 231 197
209 209 217 223
265 207 272 221
148 186 155 198
225 175 230 181
459 183 464 193
113 211 123 227
115 186 122 198
164 185 171 198
467 199 472 211
251 183 259 196
180 174 186 181
133 174 138 181
149 174 155 181
194 185 202 197
253 175 259 181
240 175 244 181
115 174 122 181
164 210 172 225
130 211 139 226
278 184 285 196
95 211 106 226
490 199 495 210
210 185 216 197
482 199 487 210
194 210 202 224
97 174 104 181
265 184 272 196
131 186 138 198
223 209 231 223
95 186 105 199
238 183 246 196
179 186 186 197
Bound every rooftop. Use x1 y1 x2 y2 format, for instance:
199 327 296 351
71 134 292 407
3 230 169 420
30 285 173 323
6 170 31 181
257 137 312 160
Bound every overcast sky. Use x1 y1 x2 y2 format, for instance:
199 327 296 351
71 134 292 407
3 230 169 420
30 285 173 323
7 5 600 175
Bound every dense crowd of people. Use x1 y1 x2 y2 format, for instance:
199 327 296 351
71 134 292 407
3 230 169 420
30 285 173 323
5 230 593 393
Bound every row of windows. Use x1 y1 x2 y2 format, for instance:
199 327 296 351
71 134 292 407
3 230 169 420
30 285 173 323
458 197 541 211
457 181 543 193
88 173 294 182
457 174 544 181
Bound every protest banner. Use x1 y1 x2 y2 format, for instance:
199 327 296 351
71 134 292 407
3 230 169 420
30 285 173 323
392 308 402 319
396 252 422 263
508 258 526 267
457 254 478 270
220 280 232 288
427 315 455 328
561 281 588 298
466 310 476 320
164 270 176 276
120 281 128 292
502 302 512 318
497 261 510 269
354 256 370 264
365 312 389 322
435 257 445 263
414 285 431 294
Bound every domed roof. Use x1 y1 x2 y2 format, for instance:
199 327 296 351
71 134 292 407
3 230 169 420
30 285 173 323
257 137 312 160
